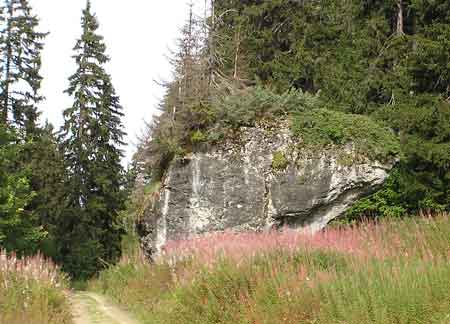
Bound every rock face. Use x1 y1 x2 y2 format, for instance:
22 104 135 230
138 123 396 258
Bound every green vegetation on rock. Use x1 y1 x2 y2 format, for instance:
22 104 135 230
213 86 318 128
272 151 288 171
137 0 450 218
291 108 400 162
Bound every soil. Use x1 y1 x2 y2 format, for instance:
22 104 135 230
71 291 140 324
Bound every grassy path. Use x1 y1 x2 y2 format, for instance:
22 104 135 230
71 291 140 324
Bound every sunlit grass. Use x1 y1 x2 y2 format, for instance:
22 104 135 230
0 250 72 324
91 213 450 324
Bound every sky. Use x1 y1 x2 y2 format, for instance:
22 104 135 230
29 0 203 165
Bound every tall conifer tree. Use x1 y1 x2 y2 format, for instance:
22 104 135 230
0 0 46 136
0 0 54 256
59 1 126 279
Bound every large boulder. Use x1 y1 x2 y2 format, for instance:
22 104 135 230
138 122 397 257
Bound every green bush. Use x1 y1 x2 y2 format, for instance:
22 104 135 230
291 108 400 162
190 130 208 144
272 151 289 171
0 126 47 256
345 164 447 221
213 86 319 128
212 88 399 163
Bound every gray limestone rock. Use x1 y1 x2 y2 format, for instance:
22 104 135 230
138 123 396 257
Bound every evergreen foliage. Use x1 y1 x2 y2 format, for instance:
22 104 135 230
0 0 448 267
213 86 318 127
291 108 400 162
25 123 65 257
211 0 450 216
58 1 126 279
140 7 211 180
0 0 47 137
0 125 46 255
139 0 450 218
0 0 53 256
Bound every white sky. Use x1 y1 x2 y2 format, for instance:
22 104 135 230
29 0 203 165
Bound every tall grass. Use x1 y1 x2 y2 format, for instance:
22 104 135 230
0 250 72 324
91 213 450 323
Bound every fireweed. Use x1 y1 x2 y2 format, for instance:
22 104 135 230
161 212 450 265
92 213 450 324
0 250 72 324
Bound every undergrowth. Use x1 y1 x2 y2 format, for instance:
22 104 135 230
0 251 72 324
90 214 450 324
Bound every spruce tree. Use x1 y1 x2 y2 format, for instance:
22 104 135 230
59 1 126 279
0 0 46 137
142 7 213 181
24 123 65 257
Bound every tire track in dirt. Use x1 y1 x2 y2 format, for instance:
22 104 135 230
71 292 140 324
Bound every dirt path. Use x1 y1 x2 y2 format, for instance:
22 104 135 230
71 291 140 324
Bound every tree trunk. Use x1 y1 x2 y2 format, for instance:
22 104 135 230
208 0 215 86
2 2 13 124
396 0 404 36
411 8 418 51
233 25 241 80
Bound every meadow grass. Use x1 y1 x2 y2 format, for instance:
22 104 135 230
90 213 450 323
0 250 72 324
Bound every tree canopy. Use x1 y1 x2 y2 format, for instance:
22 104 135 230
58 1 126 279
139 0 450 218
